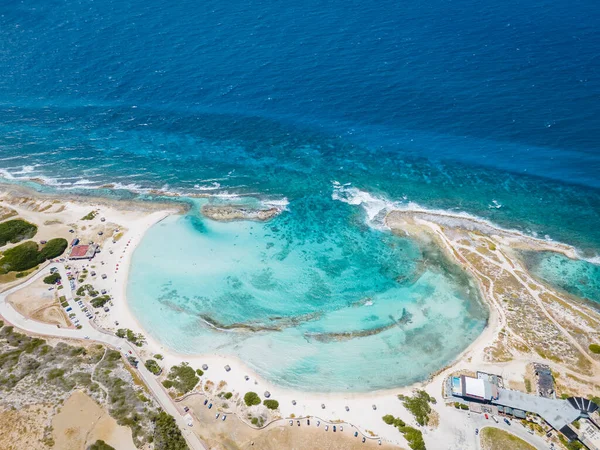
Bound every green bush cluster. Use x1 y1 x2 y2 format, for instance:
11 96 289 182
263 399 279 410
398 390 435 426
195 368 204 376
115 328 145 346
153 411 189 450
0 219 37 247
164 362 199 394
43 272 61 284
88 439 115 450
382 415 425 450
144 359 162 375
91 295 111 308
244 391 261 407
82 211 98 220
77 284 99 297
589 344 600 354
223 392 233 399
0 238 68 274
453 402 469 410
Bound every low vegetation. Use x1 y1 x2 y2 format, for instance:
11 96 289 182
115 328 145 346
162 362 199 394
263 399 279 410
43 272 61 284
81 210 98 220
244 391 261 407
88 440 116 450
91 295 111 308
589 343 600 354
382 415 425 450
144 359 162 375
153 411 189 450
0 238 68 274
480 427 535 450
398 390 436 426
0 219 37 247
77 284 99 297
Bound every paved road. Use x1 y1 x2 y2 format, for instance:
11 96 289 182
0 265 206 450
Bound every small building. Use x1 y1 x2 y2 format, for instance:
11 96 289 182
69 244 98 260
533 363 555 398
452 375 498 402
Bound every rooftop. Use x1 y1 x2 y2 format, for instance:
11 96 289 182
493 388 580 430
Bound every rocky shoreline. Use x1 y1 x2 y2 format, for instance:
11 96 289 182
200 204 281 222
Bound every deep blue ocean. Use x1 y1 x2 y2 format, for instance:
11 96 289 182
1 0 599 389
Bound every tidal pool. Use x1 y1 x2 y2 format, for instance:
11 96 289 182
128 198 488 392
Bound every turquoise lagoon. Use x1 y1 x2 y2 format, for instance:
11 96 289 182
128 199 488 392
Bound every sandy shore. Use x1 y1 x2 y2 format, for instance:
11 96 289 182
2 183 598 449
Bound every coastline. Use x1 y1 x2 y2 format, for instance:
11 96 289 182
1 181 599 448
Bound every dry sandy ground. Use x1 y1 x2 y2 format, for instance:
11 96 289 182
6 276 69 327
184 395 403 450
0 404 53 450
52 390 136 450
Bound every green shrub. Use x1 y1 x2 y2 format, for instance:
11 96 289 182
144 359 162 375
398 390 435 426
91 295 111 308
153 411 188 450
382 415 425 450
82 211 97 220
47 368 65 380
589 344 600 354
0 238 67 274
88 440 115 450
154 354 163 360
39 238 68 260
244 392 261 407
263 399 279 410
224 392 233 400
0 219 37 247
382 414 395 425
43 273 61 284
196 369 204 376
165 363 199 394
162 380 174 389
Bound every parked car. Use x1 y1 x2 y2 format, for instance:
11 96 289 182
484 414 489 419
204 399 208 406
208 403 212 409
184 406 189 413
222 415 226 421
504 418 511 425
475 428 479 435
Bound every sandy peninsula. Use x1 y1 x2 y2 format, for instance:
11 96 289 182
0 183 599 450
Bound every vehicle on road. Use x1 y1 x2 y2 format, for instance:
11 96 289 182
184 406 189 413
504 418 511 425
475 428 479 435
484 413 488 419
492 415 498 423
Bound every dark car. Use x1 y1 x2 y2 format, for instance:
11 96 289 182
208 403 212 409
184 406 190 413
204 399 208 405
504 418 511 425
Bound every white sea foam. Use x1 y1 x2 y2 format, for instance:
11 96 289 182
193 182 222 191
331 181 400 230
